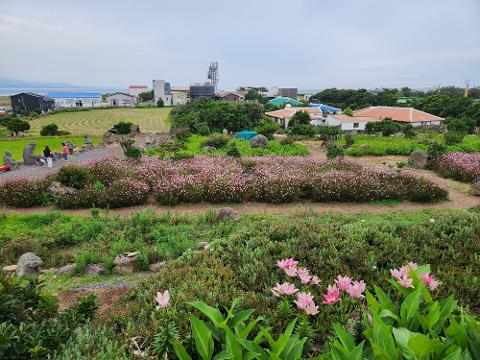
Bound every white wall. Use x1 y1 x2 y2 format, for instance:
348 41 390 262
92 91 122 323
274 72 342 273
107 94 138 107
53 97 102 108
411 120 442 127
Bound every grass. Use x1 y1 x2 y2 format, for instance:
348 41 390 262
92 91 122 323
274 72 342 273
344 133 480 156
27 107 171 135
184 134 310 156
0 96 10 107
0 135 102 160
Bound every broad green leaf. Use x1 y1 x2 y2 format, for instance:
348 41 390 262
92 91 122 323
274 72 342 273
374 285 396 313
408 334 443 358
442 348 462 360
366 290 380 315
371 313 399 360
190 315 214 360
425 301 441 329
333 323 355 351
239 339 268 358
188 301 225 327
173 342 193 360
331 346 351 360
237 317 263 340
380 309 400 323
225 327 243 359
400 289 420 326
272 319 297 355
213 350 233 360
231 309 254 328
284 336 306 360
392 327 415 359
446 319 469 349
349 342 365 360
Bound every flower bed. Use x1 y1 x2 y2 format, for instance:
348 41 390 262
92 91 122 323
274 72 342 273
435 152 480 183
0 177 52 207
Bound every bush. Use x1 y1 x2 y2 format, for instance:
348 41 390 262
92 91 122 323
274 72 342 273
195 122 210 136
289 111 311 127
326 142 345 159
290 124 317 136
157 98 165 107
343 133 354 148
0 178 51 207
435 152 480 182
201 133 230 149
57 165 90 189
426 141 447 169
120 139 142 159
255 119 280 139
40 123 59 136
6 118 30 135
112 121 133 135
0 272 98 359
444 131 466 146
226 141 241 157
279 136 295 145
366 118 401 136
29 111 39 118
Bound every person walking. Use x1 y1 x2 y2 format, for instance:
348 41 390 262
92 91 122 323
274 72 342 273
61 143 68 161
43 146 53 168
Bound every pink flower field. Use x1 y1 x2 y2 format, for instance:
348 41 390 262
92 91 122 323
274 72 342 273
436 152 480 183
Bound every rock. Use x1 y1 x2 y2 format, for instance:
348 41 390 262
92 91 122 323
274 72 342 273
148 261 166 272
250 134 268 148
40 268 57 274
408 150 428 169
197 242 210 250
48 181 76 198
273 134 288 141
83 134 95 150
113 252 138 273
130 124 140 136
472 181 480 196
3 151 14 167
55 263 75 275
23 141 36 165
217 207 240 221
84 263 104 276
103 132 115 145
201 146 216 152
16 252 43 276
3 264 17 273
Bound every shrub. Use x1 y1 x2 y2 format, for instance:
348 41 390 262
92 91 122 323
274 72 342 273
290 124 317 136
157 98 165 107
289 111 311 127
326 142 345 159
201 133 230 149
444 131 466 146
255 119 280 139
0 177 52 207
279 136 295 145
435 152 480 183
40 123 59 136
57 165 90 189
426 141 447 169
0 272 98 359
6 118 30 135
195 122 210 136
112 121 133 135
29 111 39 118
366 118 401 136
226 141 241 157
343 133 354 148
121 139 142 159
171 127 192 141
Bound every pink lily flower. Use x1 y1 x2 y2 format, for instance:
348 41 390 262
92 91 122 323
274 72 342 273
297 267 312 284
284 266 298 277
428 278 441 291
294 292 315 310
310 275 321 286
347 280 366 299
277 258 298 270
304 302 319 315
398 275 414 288
271 282 299 297
155 290 170 309
335 275 352 292
322 285 341 305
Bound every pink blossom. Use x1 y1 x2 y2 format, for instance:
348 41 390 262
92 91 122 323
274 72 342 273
271 282 299 297
398 275 414 288
428 278 441 291
277 258 299 270
304 302 319 316
294 292 315 310
322 285 341 305
335 275 352 292
297 267 312 284
408 262 418 270
347 280 366 299
155 290 170 309
390 266 409 281
421 273 434 286
310 275 321 286
284 266 298 277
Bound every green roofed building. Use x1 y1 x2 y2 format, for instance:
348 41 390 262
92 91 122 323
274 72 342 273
268 96 302 107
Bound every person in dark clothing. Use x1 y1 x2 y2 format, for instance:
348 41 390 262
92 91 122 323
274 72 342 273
43 146 52 168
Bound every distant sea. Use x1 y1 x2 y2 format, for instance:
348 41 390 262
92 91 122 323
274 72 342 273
0 87 126 96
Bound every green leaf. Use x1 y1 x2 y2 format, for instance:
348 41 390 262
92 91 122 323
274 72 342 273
238 339 268 358
379 309 400 323
333 323 356 351
272 319 297 355
173 342 193 360
213 350 233 360
236 317 263 340
392 327 415 359
374 285 397 313
425 301 441 329
231 309 254 328
371 313 399 360
225 327 242 359
400 289 420 326
189 301 225 327
284 335 306 360
408 334 443 358
442 348 462 360
366 290 380 315
190 315 214 360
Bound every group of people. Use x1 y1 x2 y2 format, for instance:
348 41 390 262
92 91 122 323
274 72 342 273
38 143 70 168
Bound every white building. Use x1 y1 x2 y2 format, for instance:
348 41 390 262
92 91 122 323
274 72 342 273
171 86 189 105
153 80 172 105
106 92 139 107
265 105 323 129
129 85 148 97
311 114 379 131
47 92 102 108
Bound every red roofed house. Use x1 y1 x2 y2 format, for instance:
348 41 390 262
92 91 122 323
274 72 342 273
265 105 323 128
129 85 148 97
311 114 379 131
353 106 444 127
215 91 244 103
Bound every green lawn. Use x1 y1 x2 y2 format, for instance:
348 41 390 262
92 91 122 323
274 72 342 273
28 107 171 136
0 135 102 160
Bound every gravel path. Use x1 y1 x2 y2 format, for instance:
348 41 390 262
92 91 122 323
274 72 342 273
0 146 123 180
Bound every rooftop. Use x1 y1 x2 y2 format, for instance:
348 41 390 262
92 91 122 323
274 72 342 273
353 106 444 123
47 92 102 99
331 114 379 123
265 107 321 119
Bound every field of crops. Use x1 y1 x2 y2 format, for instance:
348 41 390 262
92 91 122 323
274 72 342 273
28 107 171 135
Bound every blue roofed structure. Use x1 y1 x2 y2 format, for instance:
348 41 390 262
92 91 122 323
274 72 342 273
47 92 102 98
46 92 103 108
309 103 341 113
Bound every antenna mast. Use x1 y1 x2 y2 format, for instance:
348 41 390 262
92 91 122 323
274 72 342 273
207 61 219 90
464 79 470 97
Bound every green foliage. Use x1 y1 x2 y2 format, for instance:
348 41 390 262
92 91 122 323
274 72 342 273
40 123 59 136
29 111 40 118
310 88 398 109
120 139 142 159
289 111 311 127
157 98 165 107
244 90 265 102
402 124 414 138
6 118 30 135
196 122 210 136
444 131 466 146
112 121 133 135
365 118 401 136
226 141 241 157
323 265 480 359
0 272 98 359
446 117 476 134
170 98 264 133
57 165 90 189
343 133 354 149
255 119 281 139
201 133 231 149
427 141 448 168
343 107 354 116
326 142 345 159
138 90 154 102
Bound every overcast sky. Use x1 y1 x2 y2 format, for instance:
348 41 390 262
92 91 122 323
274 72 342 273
0 0 479 90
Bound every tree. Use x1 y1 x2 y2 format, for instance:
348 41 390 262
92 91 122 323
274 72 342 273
244 90 264 102
40 123 59 136
138 90 154 101
157 98 165 107
365 118 401 136
343 107 353 116
6 118 30 135
112 121 133 134
289 111 311 127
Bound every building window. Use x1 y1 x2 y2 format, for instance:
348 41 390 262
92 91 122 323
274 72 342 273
353 123 359 128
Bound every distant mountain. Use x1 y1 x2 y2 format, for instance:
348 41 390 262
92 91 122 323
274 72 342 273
0 78 82 88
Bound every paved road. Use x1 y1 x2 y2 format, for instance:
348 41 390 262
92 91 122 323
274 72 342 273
0 146 123 180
